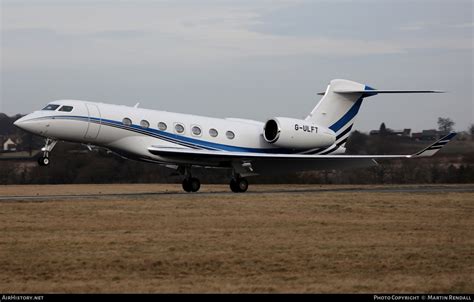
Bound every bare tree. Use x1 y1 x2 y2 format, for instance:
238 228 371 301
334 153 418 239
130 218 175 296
379 122 387 135
469 124 474 140
437 117 455 132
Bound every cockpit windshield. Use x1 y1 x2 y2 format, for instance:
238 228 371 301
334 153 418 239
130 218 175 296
58 105 73 112
42 104 60 111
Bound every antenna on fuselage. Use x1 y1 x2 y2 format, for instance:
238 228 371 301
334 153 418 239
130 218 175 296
134 102 140 108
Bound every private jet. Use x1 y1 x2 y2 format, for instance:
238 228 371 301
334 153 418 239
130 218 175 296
14 79 456 193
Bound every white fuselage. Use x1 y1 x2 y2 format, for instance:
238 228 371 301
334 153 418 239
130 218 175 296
12 79 447 193
14 100 337 166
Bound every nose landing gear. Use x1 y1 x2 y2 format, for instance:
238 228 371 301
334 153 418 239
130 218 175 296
38 138 57 167
38 156 50 166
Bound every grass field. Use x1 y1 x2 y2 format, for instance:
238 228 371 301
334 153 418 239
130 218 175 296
0 184 472 293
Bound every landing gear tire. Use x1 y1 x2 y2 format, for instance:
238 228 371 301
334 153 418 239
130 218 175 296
190 178 201 192
230 177 248 193
182 178 191 192
230 179 238 192
182 177 200 193
38 156 50 166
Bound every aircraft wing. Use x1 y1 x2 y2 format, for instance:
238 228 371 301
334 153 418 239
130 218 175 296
148 133 456 174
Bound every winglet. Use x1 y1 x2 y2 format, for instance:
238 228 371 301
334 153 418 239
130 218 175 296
411 132 457 158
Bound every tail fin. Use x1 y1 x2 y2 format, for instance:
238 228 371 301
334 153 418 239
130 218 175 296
306 79 444 149
306 79 369 148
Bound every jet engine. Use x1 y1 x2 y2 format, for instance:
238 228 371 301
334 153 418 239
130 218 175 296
263 117 335 149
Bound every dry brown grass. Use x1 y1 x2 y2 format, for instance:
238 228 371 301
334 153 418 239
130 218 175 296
0 184 472 293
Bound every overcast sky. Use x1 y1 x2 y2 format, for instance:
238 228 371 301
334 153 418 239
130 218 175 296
1 0 473 132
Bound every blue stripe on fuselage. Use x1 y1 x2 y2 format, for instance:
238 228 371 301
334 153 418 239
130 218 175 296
52 115 295 154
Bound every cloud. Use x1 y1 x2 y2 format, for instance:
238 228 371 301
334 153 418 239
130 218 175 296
398 25 424 31
448 22 474 29
89 30 151 40
1 1 473 70
398 21 474 32
1 1 472 132
0 2 407 71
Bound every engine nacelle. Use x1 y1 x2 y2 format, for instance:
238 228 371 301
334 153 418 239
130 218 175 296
263 117 336 149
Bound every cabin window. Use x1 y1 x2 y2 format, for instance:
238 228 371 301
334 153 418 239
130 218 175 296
42 104 60 111
140 120 150 129
158 122 167 131
209 128 218 137
226 131 235 140
122 118 132 126
191 126 202 136
174 123 185 134
58 105 73 112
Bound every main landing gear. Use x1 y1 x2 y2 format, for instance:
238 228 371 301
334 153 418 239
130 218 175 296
182 177 201 193
178 166 249 193
230 177 248 193
180 166 201 193
38 138 57 167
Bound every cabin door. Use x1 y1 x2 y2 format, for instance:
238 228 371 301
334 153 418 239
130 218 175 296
84 104 101 140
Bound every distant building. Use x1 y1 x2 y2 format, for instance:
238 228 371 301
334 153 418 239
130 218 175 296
2 137 17 151
370 128 411 137
368 126 451 141
411 129 449 141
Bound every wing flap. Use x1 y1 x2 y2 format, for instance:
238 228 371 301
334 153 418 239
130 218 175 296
148 146 409 160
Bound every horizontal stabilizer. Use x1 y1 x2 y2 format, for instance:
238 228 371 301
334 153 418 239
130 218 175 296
317 90 444 96
336 89 444 94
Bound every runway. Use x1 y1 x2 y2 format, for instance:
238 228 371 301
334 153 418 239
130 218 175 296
1 183 472 293
1 184 473 202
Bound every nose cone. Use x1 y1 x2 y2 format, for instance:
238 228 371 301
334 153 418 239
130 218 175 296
13 115 29 128
13 114 48 135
